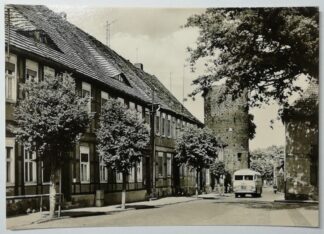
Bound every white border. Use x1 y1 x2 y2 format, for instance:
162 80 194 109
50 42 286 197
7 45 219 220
1 1 323 234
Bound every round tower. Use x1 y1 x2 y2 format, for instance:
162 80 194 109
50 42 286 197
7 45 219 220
204 85 249 176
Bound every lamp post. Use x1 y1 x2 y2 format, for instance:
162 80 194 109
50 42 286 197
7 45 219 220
149 88 160 199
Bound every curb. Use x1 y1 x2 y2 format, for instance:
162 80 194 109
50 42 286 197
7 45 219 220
274 200 319 205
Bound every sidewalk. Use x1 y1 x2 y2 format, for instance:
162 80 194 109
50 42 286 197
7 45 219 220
6 196 198 229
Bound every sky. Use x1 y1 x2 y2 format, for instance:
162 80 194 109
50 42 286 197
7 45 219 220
48 5 286 150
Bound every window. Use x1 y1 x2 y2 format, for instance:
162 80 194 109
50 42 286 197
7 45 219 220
43 66 55 79
167 115 171 138
176 119 181 138
24 148 36 184
99 156 108 183
26 59 39 82
166 153 172 177
157 152 164 177
117 97 124 104
116 172 123 183
172 117 176 139
161 113 166 136
234 175 243 180
155 111 160 135
206 169 210 185
136 159 143 182
137 105 143 119
237 153 242 162
129 167 135 183
145 108 150 123
5 54 17 102
6 138 15 184
42 161 50 184
80 146 90 183
245 175 253 181
101 91 109 108
129 101 136 110
82 82 91 113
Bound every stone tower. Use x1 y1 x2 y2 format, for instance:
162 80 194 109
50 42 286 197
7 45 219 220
204 84 249 176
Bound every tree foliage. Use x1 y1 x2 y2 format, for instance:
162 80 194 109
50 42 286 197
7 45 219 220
13 73 92 217
14 73 92 163
210 160 226 178
250 145 284 180
96 99 150 175
175 126 220 171
185 8 319 108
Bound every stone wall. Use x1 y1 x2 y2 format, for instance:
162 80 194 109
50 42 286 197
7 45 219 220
285 120 319 200
204 85 249 176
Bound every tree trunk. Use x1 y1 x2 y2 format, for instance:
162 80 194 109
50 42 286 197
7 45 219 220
49 164 59 218
121 173 127 209
195 169 199 199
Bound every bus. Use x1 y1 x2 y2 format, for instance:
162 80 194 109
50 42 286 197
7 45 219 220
233 169 262 198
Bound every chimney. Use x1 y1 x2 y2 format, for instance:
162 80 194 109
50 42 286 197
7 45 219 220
59 12 67 20
134 63 144 71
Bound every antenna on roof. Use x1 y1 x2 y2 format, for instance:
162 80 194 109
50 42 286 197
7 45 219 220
106 19 117 47
169 72 172 93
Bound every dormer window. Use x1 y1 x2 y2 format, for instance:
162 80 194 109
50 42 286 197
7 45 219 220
114 74 130 86
17 30 62 52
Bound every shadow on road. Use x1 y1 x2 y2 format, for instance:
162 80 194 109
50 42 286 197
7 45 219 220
242 202 319 211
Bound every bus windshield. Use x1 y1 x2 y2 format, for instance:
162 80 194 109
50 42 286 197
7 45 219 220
244 175 254 180
234 175 243 180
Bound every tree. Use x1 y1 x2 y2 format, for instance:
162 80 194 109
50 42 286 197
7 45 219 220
185 8 319 110
96 99 150 209
13 73 92 218
175 126 220 198
250 145 284 181
210 160 226 180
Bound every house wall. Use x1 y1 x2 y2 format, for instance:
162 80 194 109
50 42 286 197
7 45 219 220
285 119 319 200
204 85 249 177
5 50 200 215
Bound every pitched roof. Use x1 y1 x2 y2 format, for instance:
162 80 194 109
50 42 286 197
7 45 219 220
5 5 202 125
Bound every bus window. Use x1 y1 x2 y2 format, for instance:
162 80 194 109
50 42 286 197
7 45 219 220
245 175 253 180
235 175 243 180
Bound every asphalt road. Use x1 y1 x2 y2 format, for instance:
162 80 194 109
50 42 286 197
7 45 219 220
9 187 319 229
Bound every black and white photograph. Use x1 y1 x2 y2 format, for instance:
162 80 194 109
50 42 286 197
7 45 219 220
2 0 322 233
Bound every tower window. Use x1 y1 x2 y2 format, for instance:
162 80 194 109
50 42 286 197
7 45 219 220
237 153 242 162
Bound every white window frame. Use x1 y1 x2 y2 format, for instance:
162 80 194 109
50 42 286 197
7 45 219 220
129 101 136 110
26 59 39 82
80 145 90 183
161 113 166 137
136 159 143 182
157 152 164 177
155 111 160 135
82 82 91 113
206 169 210 185
6 138 15 185
24 147 37 185
167 115 171 138
43 66 55 79
128 167 135 183
116 172 123 183
117 97 125 105
137 105 143 119
5 54 17 103
101 91 109 108
99 155 108 183
166 153 172 177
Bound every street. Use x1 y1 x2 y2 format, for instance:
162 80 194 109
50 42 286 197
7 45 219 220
7 187 319 230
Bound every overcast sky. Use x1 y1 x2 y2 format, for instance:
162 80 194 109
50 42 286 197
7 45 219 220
49 5 286 150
